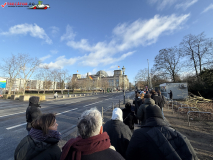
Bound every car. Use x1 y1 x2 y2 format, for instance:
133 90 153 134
29 4 50 9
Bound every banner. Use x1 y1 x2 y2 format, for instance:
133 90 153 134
0 78 6 88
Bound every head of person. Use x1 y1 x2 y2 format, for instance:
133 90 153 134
125 102 131 110
111 108 123 122
151 90 155 95
158 90 161 96
137 90 141 97
145 105 163 121
77 108 103 139
29 96 40 107
140 93 145 99
32 113 58 135
144 93 151 99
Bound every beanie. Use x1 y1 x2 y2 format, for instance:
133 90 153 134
29 96 40 105
145 105 163 120
125 102 131 110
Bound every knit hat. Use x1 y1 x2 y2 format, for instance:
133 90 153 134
111 108 123 122
125 102 131 110
144 94 151 98
29 96 40 105
145 105 163 120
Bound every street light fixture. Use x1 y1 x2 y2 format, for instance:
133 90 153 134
122 66 125 104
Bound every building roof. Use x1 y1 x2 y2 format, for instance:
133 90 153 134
95 70 108 77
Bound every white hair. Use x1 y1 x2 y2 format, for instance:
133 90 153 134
77 108 102 138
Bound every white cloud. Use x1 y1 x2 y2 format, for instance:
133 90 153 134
50 50 58 54
110 65 118 69
45 14 190 69
148 0 177 10
175 0 198 10
41 56 78 69
0 23 52 44
201 3 213 14
61 25 76 41
40 54 52 61
50 26 59 34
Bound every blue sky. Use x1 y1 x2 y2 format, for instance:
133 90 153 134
1 0 213 84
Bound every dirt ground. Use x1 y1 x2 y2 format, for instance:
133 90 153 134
164 105 213 160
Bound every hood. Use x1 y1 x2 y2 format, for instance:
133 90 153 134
111 108 123 122
144 98 155 105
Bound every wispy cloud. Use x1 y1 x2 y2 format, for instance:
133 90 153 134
201 3 213 14
148 0 177 11
61 25 76 41
110 65 118 69
40 54 52 61
50 50 58 54
175 0 198 10
0 23 52 44
50 26 59 34
45 14 190 69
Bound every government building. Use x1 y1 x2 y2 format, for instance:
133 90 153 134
72 70 129 91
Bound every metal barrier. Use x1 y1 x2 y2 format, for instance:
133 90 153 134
187 111 212 126
178 107 199 119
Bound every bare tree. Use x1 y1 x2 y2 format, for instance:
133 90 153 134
135 68 148 88
18 54 41 95
58 69 70 94
153 46 181 82
68 76 79 93
0 54 22 94
50 69 60 93
101 78 109 92
38 65 51 94
180 32 213 79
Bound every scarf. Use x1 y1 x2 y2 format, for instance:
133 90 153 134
29 128 61 141
60 132 111 160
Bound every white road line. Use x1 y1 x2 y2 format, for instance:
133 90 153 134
56 108 78 115
6 122 27 130
6 108 78 130
0 111 26 118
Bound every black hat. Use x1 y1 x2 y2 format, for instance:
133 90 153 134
29 96 40 105
145 105 163 120
125 102 131 109
144 94 151 98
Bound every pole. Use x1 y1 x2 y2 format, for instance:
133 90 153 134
147 59 150 89
123 73 125 104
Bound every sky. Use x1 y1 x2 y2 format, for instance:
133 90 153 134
0 0 213 84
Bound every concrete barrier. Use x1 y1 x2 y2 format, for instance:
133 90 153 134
19 95 31 102
11 95 20 100
62 95 65 98
74 94 77 97
38 95 46 101
3 94 11 99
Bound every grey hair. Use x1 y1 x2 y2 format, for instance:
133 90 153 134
77 108 102 139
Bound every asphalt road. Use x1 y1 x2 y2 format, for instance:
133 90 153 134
0 91 134 160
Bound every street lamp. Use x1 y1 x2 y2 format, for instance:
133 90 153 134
122 66 125 104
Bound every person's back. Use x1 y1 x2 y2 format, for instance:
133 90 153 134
104 108 132 159
126 105 198 160
26 96 42 132
15 113 61 160
122 102 137 131
152 92 164 110
61 108 124 160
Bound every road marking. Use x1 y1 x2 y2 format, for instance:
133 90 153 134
6 108 78 130
56 108 78 115
0 111 26 118
6 122 27 130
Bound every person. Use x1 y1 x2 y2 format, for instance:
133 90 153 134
137 94 155 125
122 102 137 132
158 90 166 119
54 92 58 98
60 108 124 160
133 90 143 115
168 90 173 100
15 113 61 160
26 96 42 133
126 105 198 160
103 108 132 159
151 91 164 110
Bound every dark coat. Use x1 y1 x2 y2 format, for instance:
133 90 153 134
103 120 132 159
14 135 61 160
168 91 173 99
133 97 143 115
122 108 137 130
126 118 198 160
81 148 124 160
26 105 42 131
152 94 164 110
137 98 155 125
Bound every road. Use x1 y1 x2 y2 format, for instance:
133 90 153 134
0 91 134 160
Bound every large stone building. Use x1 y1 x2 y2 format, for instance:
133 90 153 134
73 70 129 91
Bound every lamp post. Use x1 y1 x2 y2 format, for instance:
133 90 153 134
122 66 125 104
